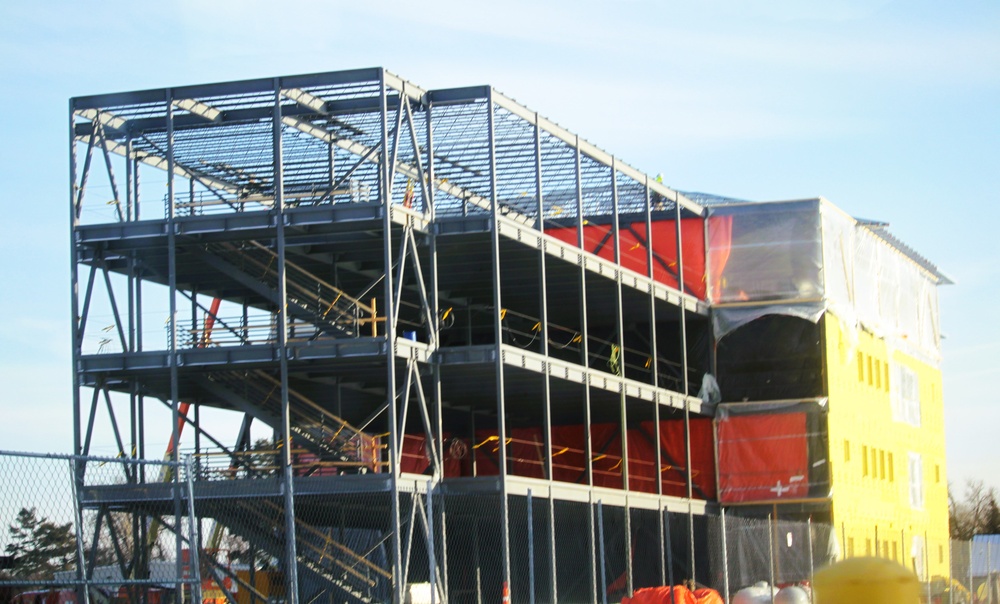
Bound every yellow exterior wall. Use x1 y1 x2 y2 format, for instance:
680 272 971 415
823 313 949 578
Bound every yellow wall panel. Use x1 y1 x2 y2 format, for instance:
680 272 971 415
823 313 949 578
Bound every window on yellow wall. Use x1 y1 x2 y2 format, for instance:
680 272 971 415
844 440 851 462
909 452 924 509
858 352 865 382
884 363 890 392
875 359 882 389
880 450 887 479
872 448 878 479
868 356 874 386
848 537 855 557
862 445 869 476
883 540 889 559
889 452 895 482
891 363 921 426
866 538 872 555
936 464 941 484
939 545 944 563
893 541 898 561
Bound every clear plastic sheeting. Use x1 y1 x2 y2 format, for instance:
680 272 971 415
707 198 944 363
821 201 942 363
707 200 824 304
711 301 826 340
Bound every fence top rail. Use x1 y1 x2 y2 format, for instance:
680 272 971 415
0 449 182 468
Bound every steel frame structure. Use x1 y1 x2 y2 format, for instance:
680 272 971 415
69 68 716 603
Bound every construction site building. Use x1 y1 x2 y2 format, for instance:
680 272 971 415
69 68 718 604
66 68 950 602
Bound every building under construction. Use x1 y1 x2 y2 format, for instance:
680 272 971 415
67 67 949 603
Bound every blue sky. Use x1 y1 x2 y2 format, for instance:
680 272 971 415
0 0 997 493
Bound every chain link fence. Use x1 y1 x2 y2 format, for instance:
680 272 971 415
5 449 984 603
0 451 203 604
949 537 1000 604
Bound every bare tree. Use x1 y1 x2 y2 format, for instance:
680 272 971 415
950 480 1000 539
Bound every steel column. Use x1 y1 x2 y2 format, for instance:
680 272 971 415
379 70 405 604
165 88 186 599
610 159 633 595
69 102 82 465
272 78 300 604
425 95 449 603
577 136 597 604
486 87 513 599
533 113 558 603
675 196 696 580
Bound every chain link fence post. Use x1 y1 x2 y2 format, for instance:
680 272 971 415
949 538 954 604
990 540 995 604
971 540 975 604
427 480 437 604
184 455 202 604
925 529 932 604
527 489 535 604
767 513 775 604
720 508 730 604
597 500 607 604
664 508 675 604
67 457 91 604
807 517 815 604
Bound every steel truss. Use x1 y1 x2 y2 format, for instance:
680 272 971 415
69 68 715 603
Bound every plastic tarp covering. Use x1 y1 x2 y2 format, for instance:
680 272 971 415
707 200 823 304
711 301 826 339
545 217 710 299
634 419 717 499
821 202 941 363
420 419 716 498
716 400 830 504
708 199 942 363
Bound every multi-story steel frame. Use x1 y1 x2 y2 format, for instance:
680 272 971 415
69 68 716 603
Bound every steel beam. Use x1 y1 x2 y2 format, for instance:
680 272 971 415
71 68 388 111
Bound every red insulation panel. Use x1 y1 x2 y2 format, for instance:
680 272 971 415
716 412 810 503
545 218 709 299
400 419 715 500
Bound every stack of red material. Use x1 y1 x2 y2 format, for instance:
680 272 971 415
621 586 723 604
